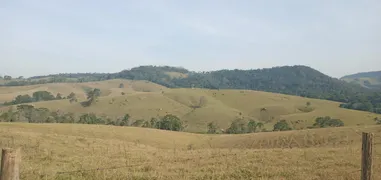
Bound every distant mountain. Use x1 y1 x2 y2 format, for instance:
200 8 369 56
341 71 381 90
2 65 381 114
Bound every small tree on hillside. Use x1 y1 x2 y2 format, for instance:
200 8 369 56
207 122 218 134
312 116 344 128
119 114 130 126
273 120 292 131
56 93 63 100
67 92 78 103
4 75 12 80
83 88 101 106
247 120 265 133
226 119 246 134
157 114 184 131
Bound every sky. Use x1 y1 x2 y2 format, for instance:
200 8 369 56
1 0 380 78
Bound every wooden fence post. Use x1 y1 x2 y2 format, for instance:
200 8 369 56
0 148 21 180
361 132 373 180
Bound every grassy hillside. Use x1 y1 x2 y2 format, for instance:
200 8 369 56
1 80 380 133
341 71 381 89
0 123 381 179
0 79 167 103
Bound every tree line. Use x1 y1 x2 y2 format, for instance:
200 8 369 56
0 105 185 131
3 91 64 105
207 116 346 134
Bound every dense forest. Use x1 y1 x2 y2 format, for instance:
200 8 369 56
1 65 380 114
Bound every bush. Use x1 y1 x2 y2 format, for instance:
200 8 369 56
273 120 292 131
156 114 184 131
226 119 246 134
313 116 344 128
207 122 218 134
78 113 105 124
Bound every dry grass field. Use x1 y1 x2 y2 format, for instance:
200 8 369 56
0 123 381 180
1 79 380 133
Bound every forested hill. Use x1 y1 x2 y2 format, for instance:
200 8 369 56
1 65 380 114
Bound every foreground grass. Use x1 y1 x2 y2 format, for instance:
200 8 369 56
1 123 381 179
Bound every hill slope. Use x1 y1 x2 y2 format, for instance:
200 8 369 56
341 71 381 89
1 80 380 133
2 65 381 114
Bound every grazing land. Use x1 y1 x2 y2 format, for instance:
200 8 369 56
0 79 380 133
0 123 381 180
1 79 381 179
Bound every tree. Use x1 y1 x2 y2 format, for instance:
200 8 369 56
256 122 264 132
16 104 35 122
30 108 50 123
142 120 151 128
67 92 77 103
4 75 12 80
0 107 17 122
84 88 101 106
150 117 158 128
247 120 257 133
156 114 184 131
119 83 125 88
32 91 55 101
226 119 246 134
207 122 218 134
119 114 130 126
56 93 63 100
9 94 33 105
67 92 76 99
273 120 292 131
312 116 344 128
247 120 265 133
78 113 104 124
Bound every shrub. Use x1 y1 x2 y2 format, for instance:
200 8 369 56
207 122 218 134
247 120 264 133
226 119 246 134
273 120 292 131
156 114 184 131
313 116 344 128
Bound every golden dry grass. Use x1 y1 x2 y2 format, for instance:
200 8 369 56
0 123 381 180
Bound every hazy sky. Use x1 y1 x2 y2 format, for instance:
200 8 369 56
1 0 380 78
